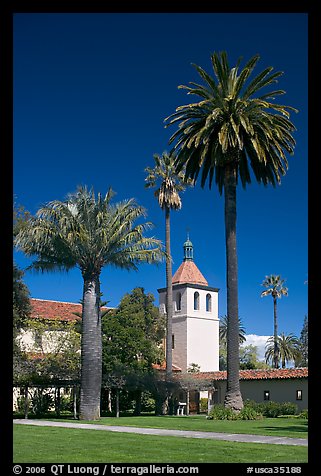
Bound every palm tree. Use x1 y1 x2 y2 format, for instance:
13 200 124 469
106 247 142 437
14 186 164 420
265 332 301 368
261 274 288 368
165 51 297 410
145 152 191 380
219 315 246 347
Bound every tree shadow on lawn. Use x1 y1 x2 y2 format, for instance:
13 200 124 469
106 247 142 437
262 422 308 435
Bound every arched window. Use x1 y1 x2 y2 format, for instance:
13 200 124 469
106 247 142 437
206 293 212 312
194 292 200 310
176 292 181 311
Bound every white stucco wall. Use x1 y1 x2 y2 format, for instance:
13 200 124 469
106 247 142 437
187 317 219 371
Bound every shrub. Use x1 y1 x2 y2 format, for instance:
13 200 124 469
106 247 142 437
244 399 298 417
31 389 54 416
299 409 308 419
208 404 263 420
15 396 28 414
279 402 298 416
238 406 263 420
208 404 238 420
200 397 208 413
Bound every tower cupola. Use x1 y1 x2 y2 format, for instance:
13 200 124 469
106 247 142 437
183 233 193 261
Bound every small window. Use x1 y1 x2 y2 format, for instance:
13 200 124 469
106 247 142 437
176 292 181 311
206 293 212 312
264 390 270 401
172 334 175 349
296 390 302 401
194 292 200 310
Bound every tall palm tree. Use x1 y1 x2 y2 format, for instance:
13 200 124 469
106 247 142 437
165 51 297 410
14 186 164 420
265 332 301 368
145 152 191 379
261 274 289 368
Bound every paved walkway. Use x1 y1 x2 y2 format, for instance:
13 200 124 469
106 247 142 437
13 419 308 447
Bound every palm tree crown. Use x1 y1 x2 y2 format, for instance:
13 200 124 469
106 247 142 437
261 275 288 300
15 186 164 277
145 152 191 210
265 332 301 368
165 51 297 192
219 315 246 346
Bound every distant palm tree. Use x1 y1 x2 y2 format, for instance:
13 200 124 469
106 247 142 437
219 315 246 347
15 186 164 420
145 152 192 379
165 51 297 410
261 275 288 368
265 332 301 368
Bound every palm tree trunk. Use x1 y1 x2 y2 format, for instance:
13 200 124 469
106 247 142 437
79 274 102 420
273 295 279 369
165 206 173 378
223 166 243 411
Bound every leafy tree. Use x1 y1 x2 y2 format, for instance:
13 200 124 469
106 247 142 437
239 344 270 370
13 200 31 238
261 275 288 368
102 287 165 415
14 186 164 420
17 317 81 382
265 332 301 368
13 263 32 333
13 263 32 385
145 152 192 379
102 287 165 374
165 51 297 410
297 315 308 367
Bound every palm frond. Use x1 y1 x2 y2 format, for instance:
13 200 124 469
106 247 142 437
164 51 297 192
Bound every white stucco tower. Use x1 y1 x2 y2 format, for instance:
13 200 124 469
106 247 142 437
158 236 220 372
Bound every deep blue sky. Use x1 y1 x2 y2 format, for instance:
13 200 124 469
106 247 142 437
13 12 308 339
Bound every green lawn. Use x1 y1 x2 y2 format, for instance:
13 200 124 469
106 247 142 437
13 424 308 463
50 414 308 439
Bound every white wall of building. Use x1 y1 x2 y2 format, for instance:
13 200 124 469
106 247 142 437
187 316 219 371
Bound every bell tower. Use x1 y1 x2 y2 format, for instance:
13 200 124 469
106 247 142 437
158 235 220 372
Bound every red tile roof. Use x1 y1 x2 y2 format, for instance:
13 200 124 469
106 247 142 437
30 298 109 322
172 260 208 286
190 368 308 381
152 362 182 372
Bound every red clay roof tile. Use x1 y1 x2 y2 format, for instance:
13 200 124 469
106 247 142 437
190 368 308 381
172 260 208 286
30 298 109 322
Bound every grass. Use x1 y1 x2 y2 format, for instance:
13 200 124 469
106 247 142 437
47 414 308 439
13 424 308 463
